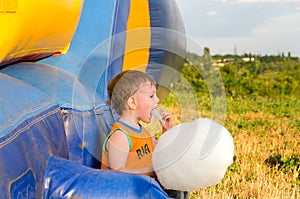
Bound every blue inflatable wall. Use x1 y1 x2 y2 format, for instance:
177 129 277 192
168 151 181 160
2 63 105 168
0 73 68 198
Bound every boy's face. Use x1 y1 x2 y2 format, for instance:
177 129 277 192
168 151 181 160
132 82 159 123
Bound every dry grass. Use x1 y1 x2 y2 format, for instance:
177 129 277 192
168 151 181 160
157 93 300 199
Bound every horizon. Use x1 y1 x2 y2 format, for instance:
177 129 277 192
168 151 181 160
186 49 300 58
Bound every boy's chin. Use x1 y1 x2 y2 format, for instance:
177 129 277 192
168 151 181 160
144 117 152 123
139 118 151 124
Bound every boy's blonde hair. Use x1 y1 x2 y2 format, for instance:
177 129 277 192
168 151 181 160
110 70 156 115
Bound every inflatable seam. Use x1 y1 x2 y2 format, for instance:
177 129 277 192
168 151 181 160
0 106 61 147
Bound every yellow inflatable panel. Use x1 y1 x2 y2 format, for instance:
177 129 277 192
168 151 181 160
123 0 151 72
0 0 83 65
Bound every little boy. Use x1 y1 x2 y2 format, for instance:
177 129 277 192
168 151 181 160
101 70 172 177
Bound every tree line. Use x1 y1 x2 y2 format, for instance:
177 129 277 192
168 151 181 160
180 48 300 100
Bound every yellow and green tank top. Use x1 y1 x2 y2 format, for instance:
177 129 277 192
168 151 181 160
101 120 154 170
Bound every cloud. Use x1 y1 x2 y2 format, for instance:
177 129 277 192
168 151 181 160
179 0 298 38
207 11 218 16
175 0 300 56
188 11 300 56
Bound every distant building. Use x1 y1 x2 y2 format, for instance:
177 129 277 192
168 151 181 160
242 57 255 62
212 60 225 67
234 44 237 55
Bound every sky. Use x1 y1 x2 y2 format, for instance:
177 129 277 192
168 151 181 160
175 0 300 57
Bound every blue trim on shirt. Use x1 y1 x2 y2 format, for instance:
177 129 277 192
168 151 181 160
117 120 142 133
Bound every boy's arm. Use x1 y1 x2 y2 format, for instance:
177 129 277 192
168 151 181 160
107 130 129 170
107 130 156 178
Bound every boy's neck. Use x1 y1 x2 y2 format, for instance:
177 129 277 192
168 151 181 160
119 114 140 129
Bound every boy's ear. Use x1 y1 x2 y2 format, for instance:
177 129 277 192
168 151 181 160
127 96 137 110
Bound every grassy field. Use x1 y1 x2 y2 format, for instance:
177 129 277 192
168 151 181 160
159 92 300 199
194 94 299 198
149 53 300 198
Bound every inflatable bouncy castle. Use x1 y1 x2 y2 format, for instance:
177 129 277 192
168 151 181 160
0 0 186 198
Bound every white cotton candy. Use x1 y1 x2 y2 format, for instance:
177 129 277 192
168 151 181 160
152 118 234 192
151 109 164 123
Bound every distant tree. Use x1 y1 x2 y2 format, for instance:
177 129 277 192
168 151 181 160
220 63 238 95
203 47 212 71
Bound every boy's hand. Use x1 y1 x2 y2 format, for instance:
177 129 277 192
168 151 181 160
160 110 173 133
